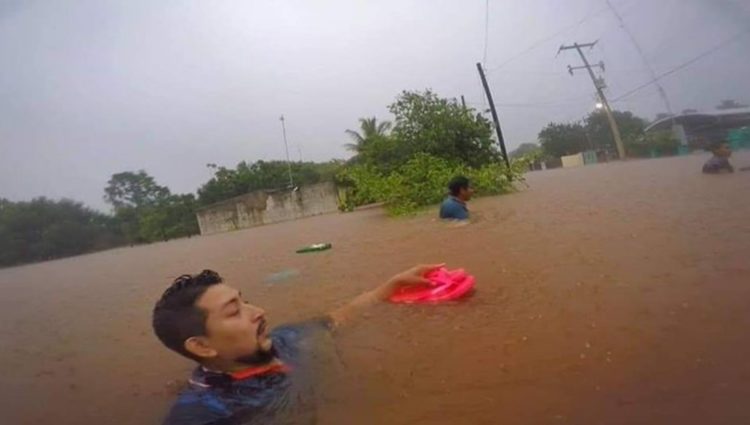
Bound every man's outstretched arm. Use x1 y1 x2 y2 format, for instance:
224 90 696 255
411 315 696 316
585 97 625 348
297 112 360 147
327 263 444 327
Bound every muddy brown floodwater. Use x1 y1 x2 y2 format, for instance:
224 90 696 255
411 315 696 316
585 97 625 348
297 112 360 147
2 152 750 425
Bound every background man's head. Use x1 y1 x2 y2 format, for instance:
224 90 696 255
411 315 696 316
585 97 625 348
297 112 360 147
152 270 273 367
448 176 474 202
709 140 732 158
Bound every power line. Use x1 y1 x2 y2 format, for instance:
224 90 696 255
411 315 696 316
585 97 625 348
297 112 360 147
611 29 750 102
605 0 674 115
492 94 596 108
484 1 634 74
611 86 662 103
482 0 489 65
465 94 594 109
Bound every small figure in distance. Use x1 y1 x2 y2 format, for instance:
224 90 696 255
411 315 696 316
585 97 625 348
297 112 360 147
702 140 750 174
439 176 473 221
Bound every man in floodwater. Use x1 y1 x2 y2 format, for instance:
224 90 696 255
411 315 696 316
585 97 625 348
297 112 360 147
439 176 473 220
703 140 735 174
153 264 442 425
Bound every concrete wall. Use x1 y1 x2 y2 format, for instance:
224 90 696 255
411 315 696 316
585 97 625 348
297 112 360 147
195 182 339 235
561 153 584 168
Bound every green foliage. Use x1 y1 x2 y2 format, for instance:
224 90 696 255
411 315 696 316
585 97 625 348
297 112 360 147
539 110 649 158
335 164 386 210
464 162 515 196
345 117 392 156
340 154 517 216
510 142 542 159
388 90 500 168
538 108 686 160
343 91 499 174
539 122 588 157
105 170 199 244
198 160 342 206
584 110 647 152
338 90 520 215
379 154 460 215
138 194 200 242
0 198 123 267
626 130 679 157
104 170 170 209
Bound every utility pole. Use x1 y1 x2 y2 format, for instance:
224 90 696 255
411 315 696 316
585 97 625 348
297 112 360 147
279 115 294 188
476 62 511 172
558 42 626 159
460 95 467 111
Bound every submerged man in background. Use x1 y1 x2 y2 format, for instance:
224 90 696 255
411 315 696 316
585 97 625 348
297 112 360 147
703 140 735 174
439 176 473 220
153 264 443 425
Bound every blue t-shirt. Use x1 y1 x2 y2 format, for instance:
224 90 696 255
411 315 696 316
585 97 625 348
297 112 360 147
161 319 331 425
439 196 469 220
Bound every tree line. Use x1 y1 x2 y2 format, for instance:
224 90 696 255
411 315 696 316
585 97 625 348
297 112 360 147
0 160 343 267
509 109 679 161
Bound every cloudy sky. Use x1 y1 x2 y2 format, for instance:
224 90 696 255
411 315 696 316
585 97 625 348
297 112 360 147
1 0 748 210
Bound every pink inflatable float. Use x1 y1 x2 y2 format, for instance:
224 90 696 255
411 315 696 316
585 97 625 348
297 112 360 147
389 267 475 304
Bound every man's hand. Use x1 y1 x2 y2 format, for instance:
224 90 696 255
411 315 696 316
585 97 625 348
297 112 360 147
384 263 446 292
328 263 444 327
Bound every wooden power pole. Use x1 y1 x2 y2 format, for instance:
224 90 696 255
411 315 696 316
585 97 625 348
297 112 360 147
476 62 511 172
279 115 294 188
558 42 626 159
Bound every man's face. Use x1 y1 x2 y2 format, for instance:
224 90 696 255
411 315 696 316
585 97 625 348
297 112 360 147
193 283 272 363
459 186 474 201
715 143 732 158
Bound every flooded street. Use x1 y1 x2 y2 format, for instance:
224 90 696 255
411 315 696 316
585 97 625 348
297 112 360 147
2 152 749 425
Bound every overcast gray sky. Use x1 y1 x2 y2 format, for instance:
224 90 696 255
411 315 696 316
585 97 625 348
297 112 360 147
1 0 748 210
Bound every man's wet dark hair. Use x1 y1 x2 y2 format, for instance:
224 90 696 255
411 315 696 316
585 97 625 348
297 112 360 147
448 176 470 197
152 270 223 361
707 139 730 152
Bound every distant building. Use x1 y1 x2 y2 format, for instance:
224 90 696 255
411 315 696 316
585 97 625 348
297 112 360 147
645 107 750 150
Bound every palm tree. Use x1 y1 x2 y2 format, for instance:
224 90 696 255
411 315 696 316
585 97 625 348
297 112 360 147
344 117 392 154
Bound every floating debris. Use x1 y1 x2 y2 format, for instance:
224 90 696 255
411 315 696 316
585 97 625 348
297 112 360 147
263 268 300 284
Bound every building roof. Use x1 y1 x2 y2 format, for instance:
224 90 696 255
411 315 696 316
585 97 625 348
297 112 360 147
645 107 750 132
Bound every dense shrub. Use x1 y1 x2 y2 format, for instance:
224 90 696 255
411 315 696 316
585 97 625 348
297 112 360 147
338 154 519 215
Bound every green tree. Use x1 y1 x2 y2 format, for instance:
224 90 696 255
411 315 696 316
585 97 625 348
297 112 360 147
626 130 679 157
197 160 343 206
338 154 518 216
538 122 588 157
138 194 200 241
539 110 649 158
0 198 122 267
104 170 198 243
344 117 392 155
510 142 541 159
584 110 647 151
104 170 170 209
387 90 499 169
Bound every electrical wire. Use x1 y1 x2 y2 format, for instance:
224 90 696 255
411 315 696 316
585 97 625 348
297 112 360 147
611 29 750 102
483 0 636 74
482 0 489 65
605 0 674 115
467 94 596 109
